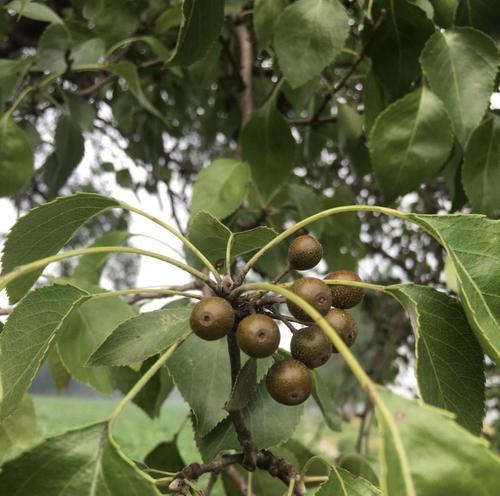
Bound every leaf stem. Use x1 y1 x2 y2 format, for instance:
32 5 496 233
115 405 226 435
322 279 387 293
0 246 211 293
108 337 188 427
226 234 235 280
234 205 409 284
90 287 202 302
120 202 222 283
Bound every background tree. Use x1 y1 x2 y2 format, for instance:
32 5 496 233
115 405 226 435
0 0 500 494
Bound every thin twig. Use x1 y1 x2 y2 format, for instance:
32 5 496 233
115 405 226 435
300 10 386 127
233 21 254 127
166 182 185 236
127 282 200 304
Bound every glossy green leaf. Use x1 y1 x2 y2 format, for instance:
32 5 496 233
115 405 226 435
197 381 304 460
0 395 36 461
254 0 287 49
409 214 500 362
315 466 381 495
57 287 137 393
420 27 499 146
312 371 342 432
386 283 485 433
93 0 139 46
462 116 500 217
0 423 161 495
274 0 349 88
169 0 225 66
110 61 169 128
241 101 296 200
0 117 34 199
1 193 119 303
375 386 500 495
366 0 434 98
44 114 85 198
0 284 88 418
89 307 192 366
5 0 63 24
369 87 453 202
190 159 251 220
0 57 33 108
73 231 130 285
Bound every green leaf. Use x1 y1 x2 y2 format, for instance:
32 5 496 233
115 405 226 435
197 381 305 460
0 395 36 461
386 283 485 434
57 287 137 393
366 0 434 98
168 336 271 438
232 226 278 259
112 358 174 419
0 57 33 108
254 0 287 49
430 0 459 27
462 116 500 217
374 386 500 495
89 307 192 366
338 454 379 486
364 70 387 134
369 87 453 202
288 184 325 238
44 114 85 198
190 159 251 220
169 0 225 66
315 466 381 495
0 116 34 198
1 193 119 303
241 101 296 200
168 336 233 437
225 358 258 412
420 27 500 147
0 284 88 418
110 61 170 128
274 0 349 88
0 423 161 495
155 5 183 33
93 0 139 47
47 347 71 393
67 94 96 132
5 0 63 24
455 0 500 41
188 212 231 265
73 231 130 285
188 212 277 266
144 439 185 473
35 24 70 72
409 214 500 363
312 371 342 432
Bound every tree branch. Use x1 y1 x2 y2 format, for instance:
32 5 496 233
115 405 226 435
233 21 254 128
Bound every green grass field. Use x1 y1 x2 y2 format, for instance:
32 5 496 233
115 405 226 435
28 394 360 462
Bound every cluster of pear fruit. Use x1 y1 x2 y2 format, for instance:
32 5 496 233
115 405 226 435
189 234 364 406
